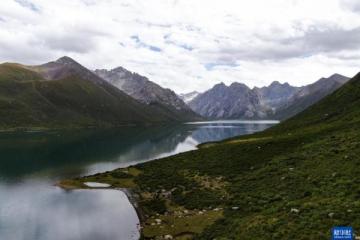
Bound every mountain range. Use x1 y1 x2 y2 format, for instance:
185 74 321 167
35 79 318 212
0 56 351 130
188 73 350 120
74 68 360 239
0 57 200 130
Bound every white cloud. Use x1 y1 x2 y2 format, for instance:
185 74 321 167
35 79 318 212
341 0 360 12
0 0 359 93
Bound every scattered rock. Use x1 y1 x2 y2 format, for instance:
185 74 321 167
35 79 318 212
232 207 240 210
164 235 173 239
290 208 300 214
328 212 335 218
289 168 294 171
155 219 162 224
162 191 172 198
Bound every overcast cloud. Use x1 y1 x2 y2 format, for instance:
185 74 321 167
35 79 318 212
0 0 360 93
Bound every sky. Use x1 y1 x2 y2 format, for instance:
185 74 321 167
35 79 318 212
1 0 360 93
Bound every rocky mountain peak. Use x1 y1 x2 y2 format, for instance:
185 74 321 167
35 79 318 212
111 66 130 73
267 81 291 88
269 81 281 87
328 73 349 84
55 56 78 65
230 82 250 90
213 82 227 89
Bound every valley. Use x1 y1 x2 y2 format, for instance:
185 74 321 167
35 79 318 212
61 72 360 239
1 1 358 240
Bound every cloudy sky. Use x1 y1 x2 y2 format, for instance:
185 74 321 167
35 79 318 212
1 0 360 93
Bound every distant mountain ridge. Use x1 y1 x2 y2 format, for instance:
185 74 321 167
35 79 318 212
273 73 350 119
189 82 270 119
94 67 201 122
254 81 300 109
188 74 350 120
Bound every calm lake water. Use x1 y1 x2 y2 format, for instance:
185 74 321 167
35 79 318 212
0 121 278 240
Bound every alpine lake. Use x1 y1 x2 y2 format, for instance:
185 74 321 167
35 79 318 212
0 120 278 240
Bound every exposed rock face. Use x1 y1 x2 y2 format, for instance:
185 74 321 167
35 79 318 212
254 81 300 109
179 91 200 104
94 67 201 121
188 74 349 120
189 82 270 119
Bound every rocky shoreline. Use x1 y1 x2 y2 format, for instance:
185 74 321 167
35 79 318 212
57 164 225 240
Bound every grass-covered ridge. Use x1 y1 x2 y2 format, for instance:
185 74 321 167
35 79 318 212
0 62 195 130
61 72 360 239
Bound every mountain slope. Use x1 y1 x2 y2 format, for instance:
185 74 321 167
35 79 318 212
189 82 270 119
274 73 350 120
67 72 360 239
0 58 187 130
94 67 201 121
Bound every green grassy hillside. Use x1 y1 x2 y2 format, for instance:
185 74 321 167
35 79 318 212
0 63 182 130
61 72 360 239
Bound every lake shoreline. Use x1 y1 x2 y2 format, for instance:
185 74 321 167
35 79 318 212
57 178 146 238
56 154 226 239
121 188 147 236
55 121 279 239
